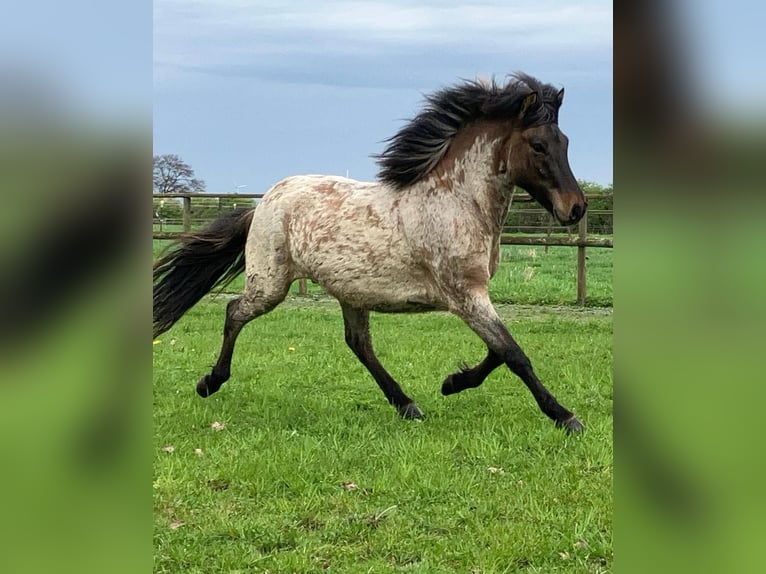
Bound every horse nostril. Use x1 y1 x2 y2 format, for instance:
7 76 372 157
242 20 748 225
570 203 585 222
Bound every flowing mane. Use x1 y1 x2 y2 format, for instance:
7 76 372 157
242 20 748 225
375 73 563 190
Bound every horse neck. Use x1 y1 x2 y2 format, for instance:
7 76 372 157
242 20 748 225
423 130 512 237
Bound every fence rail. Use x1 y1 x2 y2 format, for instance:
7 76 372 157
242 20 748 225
499 236 613 247
153 192 613 305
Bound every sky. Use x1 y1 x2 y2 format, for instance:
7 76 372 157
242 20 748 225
153 1 614 194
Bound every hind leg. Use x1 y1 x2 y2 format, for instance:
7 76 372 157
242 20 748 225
341 304 422 419
196 296 252 397
197 274 289 397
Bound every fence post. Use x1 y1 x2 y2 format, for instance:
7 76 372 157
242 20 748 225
544 218 552 254
182 196 192 232
576 210 588 305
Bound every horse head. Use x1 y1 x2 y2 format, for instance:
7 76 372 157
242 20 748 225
506 87 587 226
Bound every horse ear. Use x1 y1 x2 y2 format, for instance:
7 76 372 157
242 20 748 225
556 88 565 106
519 92 537 118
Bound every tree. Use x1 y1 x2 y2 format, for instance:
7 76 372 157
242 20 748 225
577 180 612 195
153 154 206 194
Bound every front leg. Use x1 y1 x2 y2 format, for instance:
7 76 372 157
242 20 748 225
441 348 503 395
449 291 584 433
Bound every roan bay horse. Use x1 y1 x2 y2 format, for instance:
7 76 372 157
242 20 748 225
153 73 587 433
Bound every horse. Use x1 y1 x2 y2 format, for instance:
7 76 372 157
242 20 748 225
153 73 588 433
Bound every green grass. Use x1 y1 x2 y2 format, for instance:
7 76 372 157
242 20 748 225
153 241 613 307
490 244 612 307
154 299 612 573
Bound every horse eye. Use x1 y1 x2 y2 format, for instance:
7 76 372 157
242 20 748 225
531 142 546 153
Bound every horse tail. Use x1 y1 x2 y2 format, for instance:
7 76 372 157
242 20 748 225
153 207 255 339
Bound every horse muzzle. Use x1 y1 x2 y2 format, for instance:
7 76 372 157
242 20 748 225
554 197 588 226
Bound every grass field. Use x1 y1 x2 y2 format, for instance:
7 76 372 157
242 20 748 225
153 292 612 572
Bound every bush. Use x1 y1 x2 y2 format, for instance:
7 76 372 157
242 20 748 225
153 198 182 220
188 196 255 220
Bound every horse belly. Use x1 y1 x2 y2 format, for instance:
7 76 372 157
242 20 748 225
291 228 438 309
305 252 440 311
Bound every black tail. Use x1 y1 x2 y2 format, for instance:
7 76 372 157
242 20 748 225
153 207 255 338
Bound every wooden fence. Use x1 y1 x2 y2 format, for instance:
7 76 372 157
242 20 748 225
153 192 613 305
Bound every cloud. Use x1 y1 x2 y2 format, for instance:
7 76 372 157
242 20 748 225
203 1 610 42
153 0 613 190
154 0 612 81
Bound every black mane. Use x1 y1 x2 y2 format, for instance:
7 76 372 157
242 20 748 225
375 73 562 189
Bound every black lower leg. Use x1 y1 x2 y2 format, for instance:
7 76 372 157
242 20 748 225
361 359 423 419
442 348 503 395
341 305 422 419
502 345 583 432
197 297 247 397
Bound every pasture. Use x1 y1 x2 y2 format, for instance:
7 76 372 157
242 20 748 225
153 244 612 573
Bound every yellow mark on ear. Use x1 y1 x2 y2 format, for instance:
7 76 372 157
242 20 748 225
519 92 537 117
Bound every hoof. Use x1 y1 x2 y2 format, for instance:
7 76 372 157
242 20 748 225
441 375 457 396
441 371 479 396
556 415 585 434
196 375 222 398
399 402 424 420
